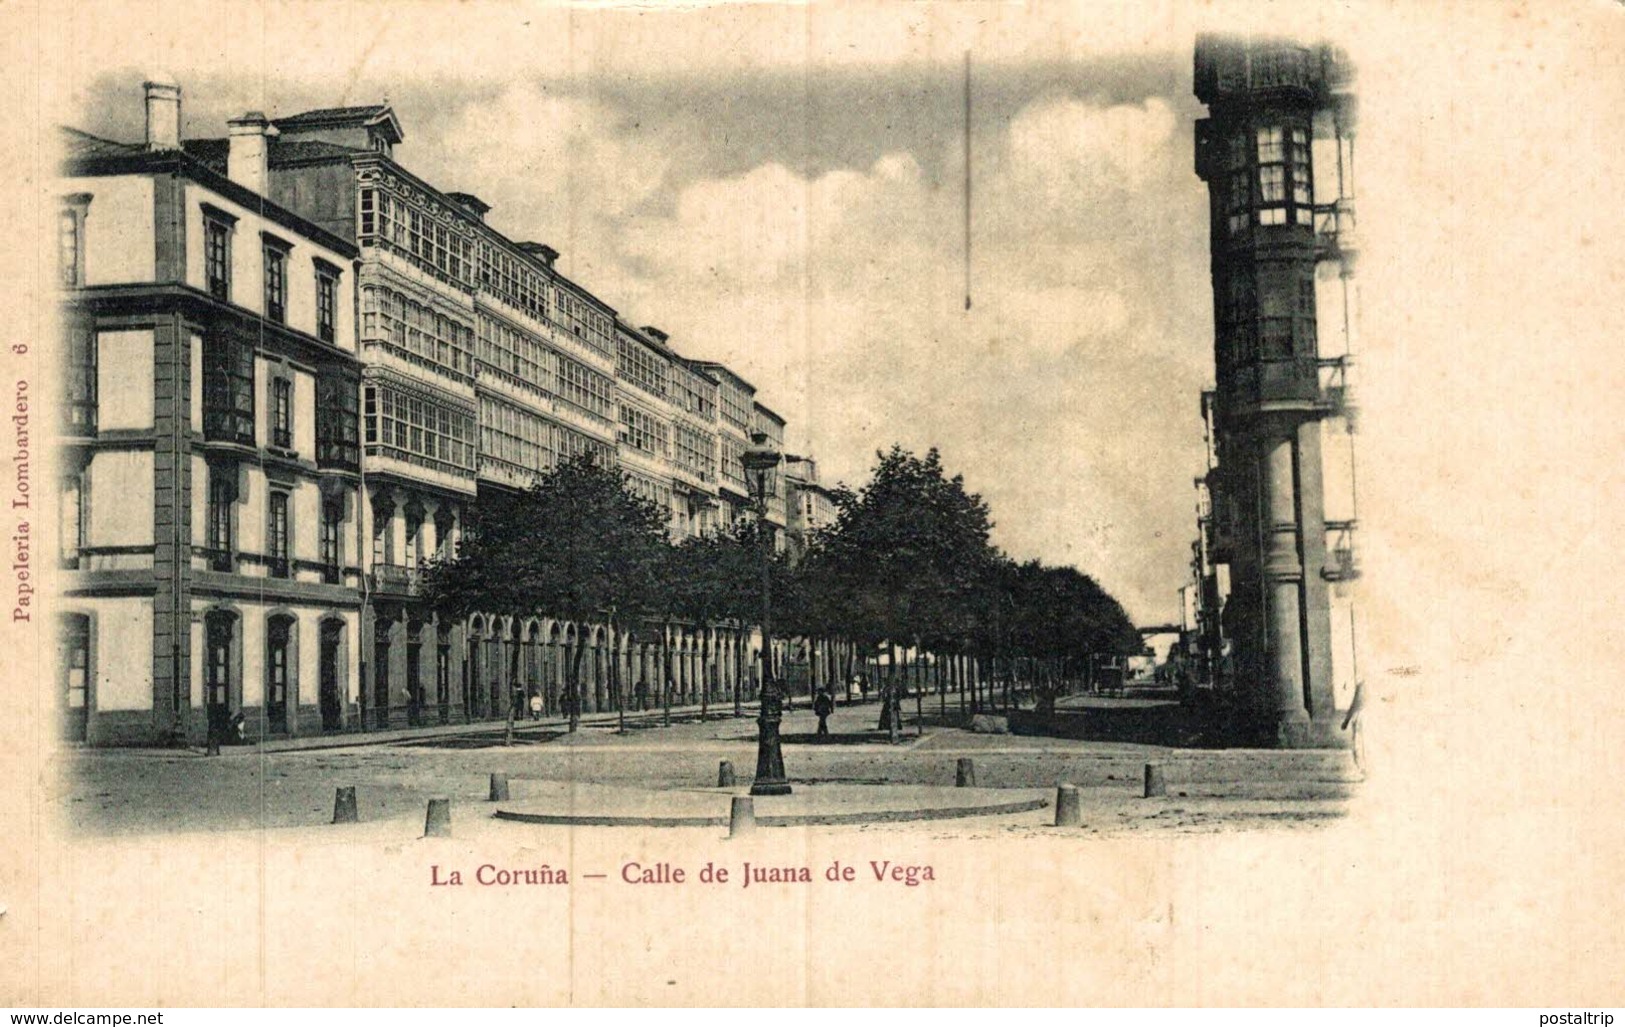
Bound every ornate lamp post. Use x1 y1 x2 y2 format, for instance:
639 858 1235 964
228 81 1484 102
741 430 791 796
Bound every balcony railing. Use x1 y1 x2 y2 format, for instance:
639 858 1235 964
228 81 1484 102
1322 519 1359 582
1318 355 1357 427
370 563 420 596
198 546 234 573
1314 200 1357 260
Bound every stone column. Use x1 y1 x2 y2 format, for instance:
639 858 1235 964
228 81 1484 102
1261 432 1311 745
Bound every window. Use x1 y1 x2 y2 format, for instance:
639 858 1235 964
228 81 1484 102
1254 124 1311 228
364 382 476 475
316 375 360 470
1291 127 1313 224
618 403 669 458
267 492 290 578
202 335 254 445
263 240 288 322
205 613 234 716
61 471 86 568
60 614 91 724
371 507 389 566
404 506 423 571
65 327 96 434
59 195 91 287
272 378 293 450
480 394 556 476
557 354 614 422
362 286 473 379
1259 289 1294 360
315 265 338 343
204 213 233 301
207 466 236 572
434 509 455 560
320 500 343 583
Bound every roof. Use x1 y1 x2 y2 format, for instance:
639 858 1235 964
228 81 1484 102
689 360 756 394
617 321 676 360
752 400 785 424
60 128 358 260
60 126 143 160
182 137 365 174
273 104 404 144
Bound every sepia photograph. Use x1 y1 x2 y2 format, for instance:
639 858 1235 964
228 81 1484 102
2 0 1623 1010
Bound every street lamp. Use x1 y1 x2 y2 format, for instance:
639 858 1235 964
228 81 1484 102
741 430 791 796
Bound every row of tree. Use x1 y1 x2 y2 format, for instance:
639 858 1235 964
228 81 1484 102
418 445 1143 732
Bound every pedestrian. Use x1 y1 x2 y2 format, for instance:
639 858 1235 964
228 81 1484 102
859 675 870 702
813 690 834 738
229 711 246 746
635 678 648 712
528 689 543 721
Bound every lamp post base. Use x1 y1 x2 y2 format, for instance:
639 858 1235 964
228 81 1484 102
750 689 793 796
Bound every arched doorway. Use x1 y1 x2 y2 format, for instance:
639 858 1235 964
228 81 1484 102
266 613 296 735
204 609 238 742
319 619 344 732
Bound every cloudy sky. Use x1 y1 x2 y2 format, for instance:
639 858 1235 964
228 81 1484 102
61 3 1277 623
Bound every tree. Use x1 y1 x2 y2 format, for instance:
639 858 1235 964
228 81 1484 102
662 520 759 720
812 446 1001 736
420 454 668 733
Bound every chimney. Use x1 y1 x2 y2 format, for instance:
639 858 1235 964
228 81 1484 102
227 112 273 196
641 326 669 344
144 75 181 151
447 193 491 223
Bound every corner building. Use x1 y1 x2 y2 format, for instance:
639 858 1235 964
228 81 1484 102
1193 36 1359 746
57 82 364 744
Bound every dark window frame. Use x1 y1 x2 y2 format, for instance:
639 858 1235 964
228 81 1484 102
65 326 97 434
59 194 92 288
271 376 293 450
206 464 237 572
202 334 255 445
202 205 238 302
262 234 291 324
320 499 343 583
314 259 341 344
267 490 291 579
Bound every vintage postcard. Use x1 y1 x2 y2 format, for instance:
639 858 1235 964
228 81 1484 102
1 0 1622 1009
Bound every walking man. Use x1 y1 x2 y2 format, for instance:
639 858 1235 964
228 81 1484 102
813 689 834 739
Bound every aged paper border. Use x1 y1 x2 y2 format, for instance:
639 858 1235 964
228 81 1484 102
3 0 1623 1007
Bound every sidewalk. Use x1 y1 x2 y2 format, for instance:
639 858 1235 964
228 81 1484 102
127 693 903 757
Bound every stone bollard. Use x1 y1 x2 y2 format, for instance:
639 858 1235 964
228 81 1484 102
425 798 452 838
332 786 358 824
489 773 510 802
1054 783 1081 827
729 795 756 838
955 758 976 788
1143 763 1166 798
718 760 736 788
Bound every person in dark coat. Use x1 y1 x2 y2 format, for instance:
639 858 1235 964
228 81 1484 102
813 690 834 738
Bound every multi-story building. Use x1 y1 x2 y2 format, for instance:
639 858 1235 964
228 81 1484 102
59 77 820 741
181 93 806 726
56 80 364 745
783 455 838 562
1191 34 1359 746
665 347 722 540
693 361 759 528
752 402 788 552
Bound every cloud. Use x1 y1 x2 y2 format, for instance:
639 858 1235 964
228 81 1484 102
597 93 1208 620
